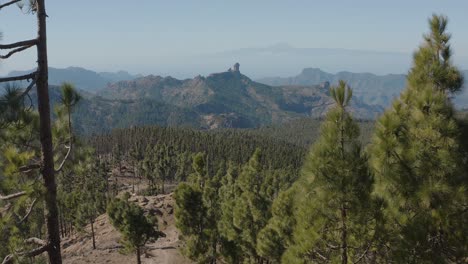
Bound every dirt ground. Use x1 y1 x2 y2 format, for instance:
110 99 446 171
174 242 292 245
61 192 192 264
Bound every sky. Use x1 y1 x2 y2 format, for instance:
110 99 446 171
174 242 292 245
1 0 468 77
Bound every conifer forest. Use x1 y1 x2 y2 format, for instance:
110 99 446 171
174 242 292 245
0 1 467 263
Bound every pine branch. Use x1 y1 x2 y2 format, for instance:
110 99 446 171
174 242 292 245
0 72 36 83
0 0 21 10
0 39 37 49
0 44 34 59
18 198 38 224
0 191 27 200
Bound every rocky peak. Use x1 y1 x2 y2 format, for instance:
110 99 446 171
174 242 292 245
229 63 240 73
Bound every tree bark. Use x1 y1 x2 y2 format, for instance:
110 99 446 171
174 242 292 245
136 247 141 264
90 217 96 250
35 0 62 263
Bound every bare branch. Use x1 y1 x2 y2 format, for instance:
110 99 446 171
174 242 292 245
0 191 27 200
0 72 36 83
0 39 37 49
353 242 372 264
0 203 12 216
24 237 47 246
1 245 49 264
0 44 34 59
18 198 38 224
1 254 13 264
2 239 49 264
55 145 71 173
19 163 41 173
22 244 49 257
313 250 329 261
0 0 21 10
17 73 38 99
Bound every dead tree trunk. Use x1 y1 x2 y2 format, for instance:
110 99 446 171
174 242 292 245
35 0 62 263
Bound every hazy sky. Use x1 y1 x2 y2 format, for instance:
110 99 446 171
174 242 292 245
1 0 467 76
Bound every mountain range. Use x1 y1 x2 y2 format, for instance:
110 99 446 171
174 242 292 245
7 67 140 93
258 68 468 108
24 64 381 134
15 64 468 134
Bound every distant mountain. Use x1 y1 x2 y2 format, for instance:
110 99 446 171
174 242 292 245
7 67 138 93
258 68 468 108
98 70 142 83
189 43 414 78
258 68 406 107
96 63 381 131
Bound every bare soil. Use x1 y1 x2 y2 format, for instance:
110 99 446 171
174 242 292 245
62 192 192 264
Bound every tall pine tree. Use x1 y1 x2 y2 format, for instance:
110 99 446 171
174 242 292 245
284 81 378 263
368 14 467 262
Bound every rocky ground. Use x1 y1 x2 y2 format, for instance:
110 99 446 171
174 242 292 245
61 192 192 264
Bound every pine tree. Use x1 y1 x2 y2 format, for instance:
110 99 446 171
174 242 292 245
107 197 162 264
256 187 296 263
368 14 467 262
75 156 108 250
283 81 378 263
0 83 81 263
174 153 224 263
217 163 243 263
231 149 271 263
174 182 209 262
0 1 63 262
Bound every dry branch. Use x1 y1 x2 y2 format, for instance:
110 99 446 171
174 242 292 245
55 145 71 173
0 0 21 10
0 44 34 59
0 191 27 200
0 72 36 83
18 198 38 224
19 163 41 173
25 237 47 246
1 244 49 264
0 39 37 49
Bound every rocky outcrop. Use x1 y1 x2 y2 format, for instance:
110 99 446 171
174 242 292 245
229 62 240 73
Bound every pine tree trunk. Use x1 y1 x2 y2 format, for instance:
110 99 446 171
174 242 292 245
59 209 65 238
36 0 62 263
341 204 348 264
136 247 141 264
90 217 96 250
161 178 165 194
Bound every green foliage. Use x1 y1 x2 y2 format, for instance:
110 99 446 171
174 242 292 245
107 198 160 263
231 149 270 261
60 82 81 109
256 188 296 263
174 154 224 263
282 81 379 263
0 82 82 260
368 14 467 263
89 125 306 179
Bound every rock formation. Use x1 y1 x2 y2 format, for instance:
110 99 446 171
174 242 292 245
229 63 240 73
